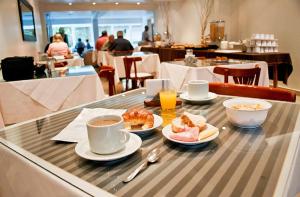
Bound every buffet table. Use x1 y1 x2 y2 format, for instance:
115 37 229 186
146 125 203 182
159 60 269 90
0 66 105 128
0 89 300 197
97 51 160 83
141 47 293 87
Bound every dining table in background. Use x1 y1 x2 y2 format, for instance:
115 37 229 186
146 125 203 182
0 66 105 128
159 60 269 91
0 88 300 197
97 51 160 84
141 47 293 87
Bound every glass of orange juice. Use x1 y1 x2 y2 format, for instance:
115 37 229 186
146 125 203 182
159 89 177 111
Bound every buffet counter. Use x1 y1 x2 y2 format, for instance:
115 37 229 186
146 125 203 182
141 47 293 87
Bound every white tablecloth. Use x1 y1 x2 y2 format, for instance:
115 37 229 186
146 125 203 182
0 74 105 128
97 51 160 83
159 61 269 91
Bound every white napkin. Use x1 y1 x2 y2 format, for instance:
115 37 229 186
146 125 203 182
51 108 126 143
161 62 190 90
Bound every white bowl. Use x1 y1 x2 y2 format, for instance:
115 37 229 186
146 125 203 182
223 98 272 128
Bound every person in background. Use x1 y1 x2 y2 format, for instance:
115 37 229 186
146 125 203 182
47 33 70 57
59 27 69 46
86 39 93 50
102 34 115 51
109 31 133 52
95 31 108 51
44 36 53 53
75 38 85 57
142 25 150 42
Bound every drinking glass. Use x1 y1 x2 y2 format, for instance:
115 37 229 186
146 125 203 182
159 89 176 111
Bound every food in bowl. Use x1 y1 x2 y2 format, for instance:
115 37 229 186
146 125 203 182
122 109 154 130
231 104 264 111
223 98 272 128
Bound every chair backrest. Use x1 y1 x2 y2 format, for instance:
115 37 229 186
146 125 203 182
83 50 97 66
99 66 115 96
213 65 261 85
209 82 296 102
123 56 142 80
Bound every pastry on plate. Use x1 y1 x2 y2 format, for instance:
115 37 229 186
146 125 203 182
122 109 154 130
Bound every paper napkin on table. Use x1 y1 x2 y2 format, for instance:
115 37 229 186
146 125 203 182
51 108 126 143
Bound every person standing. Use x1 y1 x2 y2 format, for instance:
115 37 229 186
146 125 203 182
95 31 108 51
75 38 85 57
109 31 133 52
59 27 69 46
86 39 93 50
142 25 150 42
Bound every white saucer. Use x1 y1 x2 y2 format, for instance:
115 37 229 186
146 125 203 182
75 133 142 161
122 114 163 134
162 124 219 145
180 92 217 103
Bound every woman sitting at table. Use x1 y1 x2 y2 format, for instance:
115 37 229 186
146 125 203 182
47 33 71 57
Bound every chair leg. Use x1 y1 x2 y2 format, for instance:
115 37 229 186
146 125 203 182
132 79 138 89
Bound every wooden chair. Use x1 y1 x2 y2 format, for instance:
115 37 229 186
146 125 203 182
98 66 116 96
83 50 97 66
123 56 154 91
209 82 296 102
213 65 261 85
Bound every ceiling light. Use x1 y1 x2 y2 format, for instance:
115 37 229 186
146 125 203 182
115 2 119 5
68 2 72 5
92 2 96 5
137 2 141 5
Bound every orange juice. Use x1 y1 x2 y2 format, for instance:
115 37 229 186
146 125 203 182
161 110 176 127
159 90 176 111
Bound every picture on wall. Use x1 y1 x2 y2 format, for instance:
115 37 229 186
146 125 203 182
18 0 37 41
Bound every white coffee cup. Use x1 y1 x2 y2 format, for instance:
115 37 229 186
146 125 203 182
186 80 209 99
86 115 129 154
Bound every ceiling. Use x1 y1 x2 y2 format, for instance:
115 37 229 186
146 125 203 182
38 0 153 3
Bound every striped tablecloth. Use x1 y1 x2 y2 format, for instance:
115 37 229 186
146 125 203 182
0 89 300 197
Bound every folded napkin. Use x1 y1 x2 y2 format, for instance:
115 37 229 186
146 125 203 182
51 108 126 143
160 62 190 91
11 76 84 111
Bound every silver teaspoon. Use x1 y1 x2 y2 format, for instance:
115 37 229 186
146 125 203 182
123 148 160 183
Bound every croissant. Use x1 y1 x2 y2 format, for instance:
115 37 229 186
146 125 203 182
122 109 154 130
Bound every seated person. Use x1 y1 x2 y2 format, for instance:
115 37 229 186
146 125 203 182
102 34 115 51
109 31 133 54
47 33 70 57
75 38 85 57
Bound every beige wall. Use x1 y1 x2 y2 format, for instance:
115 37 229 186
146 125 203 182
235 0 300 90
0 0 43 61
156 0 300 90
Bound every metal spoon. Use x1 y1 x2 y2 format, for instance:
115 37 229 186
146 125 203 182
123 148 160 183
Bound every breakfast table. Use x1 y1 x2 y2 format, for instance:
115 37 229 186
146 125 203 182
0 88 300 197
0 66 105 128
97 51 160 84
159 60 269 91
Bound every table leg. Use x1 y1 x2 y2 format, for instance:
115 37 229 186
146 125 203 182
273 64 278 88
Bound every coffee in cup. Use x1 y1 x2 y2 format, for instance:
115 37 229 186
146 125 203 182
86 115 129 154
187 80 209 99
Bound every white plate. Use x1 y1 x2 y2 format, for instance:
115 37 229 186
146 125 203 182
123 114 163 133
180 92 217 103
75 133 142 161
162 124 219 145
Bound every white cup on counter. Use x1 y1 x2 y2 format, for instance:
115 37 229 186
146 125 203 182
220 41 229 50
86 115 129 154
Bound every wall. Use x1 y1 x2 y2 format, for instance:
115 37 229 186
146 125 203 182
0 0 43 61
155 0 300 90
235 0 300 90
